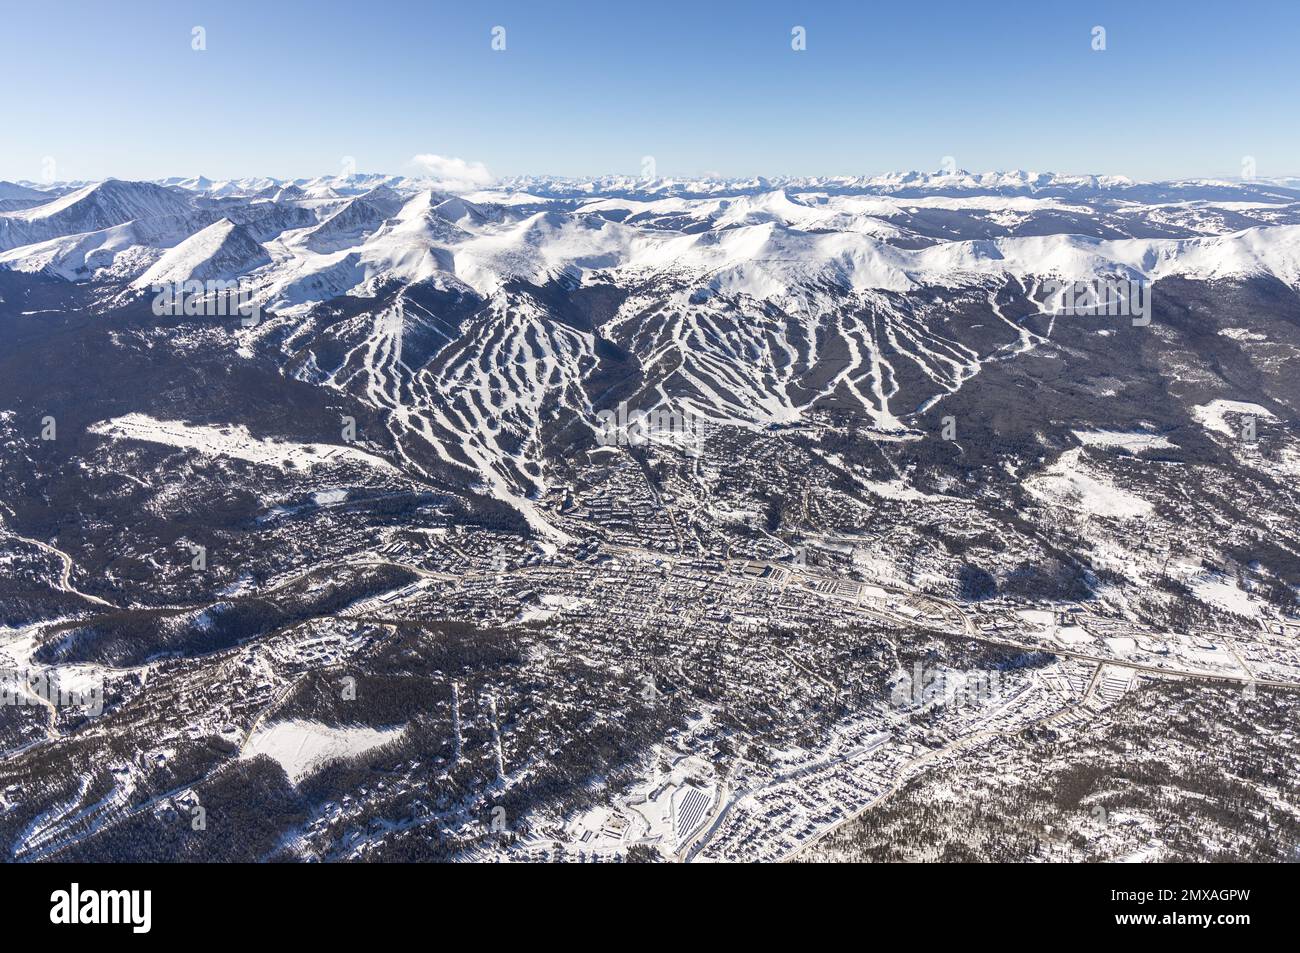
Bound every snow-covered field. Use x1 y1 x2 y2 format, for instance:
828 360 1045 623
1190 576 1261 619
241 719 404 784
1025 448 1153 519
1191 399 1276 437
88 413 398 475
1072 429 1175 452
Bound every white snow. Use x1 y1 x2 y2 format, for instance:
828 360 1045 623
1072 430 1175 452
1218 327 1267 342
1191 399 1275 437
88 413 399 475
133 218 269 288
6 177 1300 321
241 719 404 784
1024 448 1153 519
1191 577 1260 618
861 478 942 501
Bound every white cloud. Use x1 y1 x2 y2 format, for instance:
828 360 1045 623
409 154 493 192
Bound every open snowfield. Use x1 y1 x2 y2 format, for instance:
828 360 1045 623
1072 430 1175 452
241 719 404 784
1191 399 1276 437
1190 576 1261 619
88 413 399 474
1024 448 1154 519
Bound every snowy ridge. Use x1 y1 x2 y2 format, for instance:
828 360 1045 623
0 180 198 253
6 172 1300 538
1 173 1299 296
133 218 270 288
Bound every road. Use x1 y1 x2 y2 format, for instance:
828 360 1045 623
600 541 1300 690
3 523 114 608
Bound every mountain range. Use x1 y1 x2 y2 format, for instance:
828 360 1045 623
6 170 1300 533
2 170 1299 863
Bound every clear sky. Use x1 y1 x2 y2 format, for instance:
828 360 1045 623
2 0 1297 184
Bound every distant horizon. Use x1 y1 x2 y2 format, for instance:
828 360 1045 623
9 166 1300 189
3 0 1298 184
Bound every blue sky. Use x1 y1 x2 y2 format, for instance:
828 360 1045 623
2 0 1297 183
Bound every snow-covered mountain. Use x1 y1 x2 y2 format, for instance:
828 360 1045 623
5 170 1300 534
0 180 199 252
4 171 1299 295
133 218 272 288
0 180 48 201
4 168 1300 871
